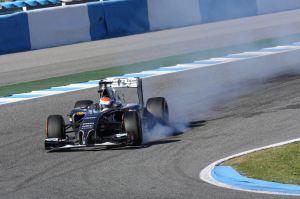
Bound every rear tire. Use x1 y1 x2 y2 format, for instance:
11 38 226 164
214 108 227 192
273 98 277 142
74 100 93 109
124 111 143 146
146 97 169 123
45 115 66 139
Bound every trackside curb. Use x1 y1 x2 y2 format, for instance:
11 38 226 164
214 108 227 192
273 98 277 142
200 138 300 196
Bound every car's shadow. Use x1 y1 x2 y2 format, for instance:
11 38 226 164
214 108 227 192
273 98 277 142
107 139 182 151
187 120 207 128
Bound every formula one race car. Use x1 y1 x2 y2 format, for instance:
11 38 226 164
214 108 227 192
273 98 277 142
44 77 169 151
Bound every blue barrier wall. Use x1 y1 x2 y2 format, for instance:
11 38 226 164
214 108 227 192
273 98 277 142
87 2 107 40
199 0 258 23
102 0 149 37
2 0 300 55
87 0 149 39
0 12 31 54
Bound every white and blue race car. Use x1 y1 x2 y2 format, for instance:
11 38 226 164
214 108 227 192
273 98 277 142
44 77 170 151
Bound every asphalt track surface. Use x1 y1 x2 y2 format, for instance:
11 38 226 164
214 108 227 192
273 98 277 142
1 73 300 199
2 9 300 86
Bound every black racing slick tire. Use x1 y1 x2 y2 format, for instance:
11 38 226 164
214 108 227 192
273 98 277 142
45 115 66 139
74 100 93 109
124 111 143 146
146 97 169 123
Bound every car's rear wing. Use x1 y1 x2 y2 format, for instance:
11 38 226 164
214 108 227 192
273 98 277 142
103 77 139 88
99 77 144 106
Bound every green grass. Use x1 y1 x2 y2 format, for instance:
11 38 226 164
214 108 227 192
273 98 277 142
224 142 300 185
2 33 300 97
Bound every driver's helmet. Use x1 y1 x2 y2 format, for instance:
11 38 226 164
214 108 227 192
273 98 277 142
99 97 113 110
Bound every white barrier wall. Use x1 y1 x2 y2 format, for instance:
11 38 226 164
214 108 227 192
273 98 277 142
147 0 202 31
256 0 300 14
142 50 300 122
27 4 91 49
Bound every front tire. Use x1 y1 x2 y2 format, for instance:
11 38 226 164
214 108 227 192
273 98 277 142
124 111 143 146
45 115 66 139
